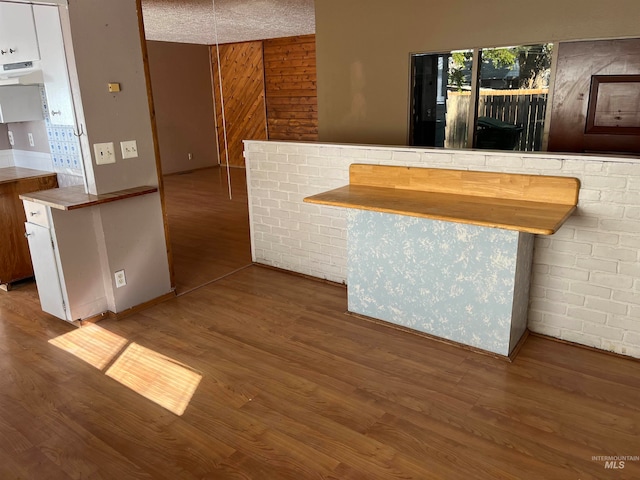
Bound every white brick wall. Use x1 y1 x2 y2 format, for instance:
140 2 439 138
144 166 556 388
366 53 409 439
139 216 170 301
244 140 640 359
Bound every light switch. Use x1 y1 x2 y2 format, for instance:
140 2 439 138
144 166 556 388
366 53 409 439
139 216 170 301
94 142 116 165
120 140 138 159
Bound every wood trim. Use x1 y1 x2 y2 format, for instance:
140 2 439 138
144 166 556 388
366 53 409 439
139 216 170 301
136 0 175 289
79 291 176 324
529 331 640 362
253 262 347 290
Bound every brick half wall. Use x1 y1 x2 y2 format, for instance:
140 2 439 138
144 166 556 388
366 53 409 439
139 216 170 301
244 140 640 359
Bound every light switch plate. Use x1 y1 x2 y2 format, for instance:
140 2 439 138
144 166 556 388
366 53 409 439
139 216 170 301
120 140 138 159
94 142 116 165
7 130 14 146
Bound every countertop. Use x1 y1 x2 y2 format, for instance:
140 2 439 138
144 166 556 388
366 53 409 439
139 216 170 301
304 164 580 235
0 167 57 185
20 184 159 210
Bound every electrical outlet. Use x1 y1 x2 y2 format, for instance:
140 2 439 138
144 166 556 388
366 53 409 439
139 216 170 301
114 269 126 288
188 153 193 160
94 142 116 165
120 140 138 159
7 130 14 146
28 133 34 147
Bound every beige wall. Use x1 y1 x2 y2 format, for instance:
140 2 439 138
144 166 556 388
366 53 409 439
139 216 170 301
147 41 218 175
7 120 49 153
0 124 9 150
315 0 640 145
63 0 172 310
68 0 159 194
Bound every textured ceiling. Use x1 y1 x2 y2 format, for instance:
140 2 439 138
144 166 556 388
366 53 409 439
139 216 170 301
141 0 316 45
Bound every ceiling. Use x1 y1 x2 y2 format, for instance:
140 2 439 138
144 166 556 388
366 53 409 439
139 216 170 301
141 0 316 45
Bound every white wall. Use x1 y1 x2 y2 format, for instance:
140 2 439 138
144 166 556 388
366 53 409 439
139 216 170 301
245 140 640 359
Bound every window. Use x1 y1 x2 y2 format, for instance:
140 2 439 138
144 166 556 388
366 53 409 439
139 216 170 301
410 44 553 152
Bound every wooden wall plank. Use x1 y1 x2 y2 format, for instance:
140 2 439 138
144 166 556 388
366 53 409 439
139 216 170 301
264 34 318 142
211 41 267 167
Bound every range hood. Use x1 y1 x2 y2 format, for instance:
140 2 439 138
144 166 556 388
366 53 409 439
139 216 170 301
0 61 43 86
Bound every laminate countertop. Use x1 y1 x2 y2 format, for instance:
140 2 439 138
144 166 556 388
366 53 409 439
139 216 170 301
20 184 158 210
0 167 57 185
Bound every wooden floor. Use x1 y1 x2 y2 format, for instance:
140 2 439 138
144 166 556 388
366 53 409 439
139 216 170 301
1 167 640 479
163 166 252 294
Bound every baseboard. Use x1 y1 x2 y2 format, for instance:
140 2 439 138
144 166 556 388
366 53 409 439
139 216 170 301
79 291 176 324
529 331 640 362
253 262 347 289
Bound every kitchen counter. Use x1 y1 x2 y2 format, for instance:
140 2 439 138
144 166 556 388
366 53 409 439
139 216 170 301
20 184 158 210
0 167 58 290
0 166 57 185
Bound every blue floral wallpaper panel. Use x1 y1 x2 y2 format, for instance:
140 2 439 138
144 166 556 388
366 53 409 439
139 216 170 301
347 210 533 356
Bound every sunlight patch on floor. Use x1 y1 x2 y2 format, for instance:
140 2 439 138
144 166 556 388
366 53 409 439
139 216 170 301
49 325 201 416
48 323 128 370
105 343 202 416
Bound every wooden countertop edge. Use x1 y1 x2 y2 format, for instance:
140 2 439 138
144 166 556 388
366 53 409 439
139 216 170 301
304 186 577 235
0 167 58 185
20 185 159 210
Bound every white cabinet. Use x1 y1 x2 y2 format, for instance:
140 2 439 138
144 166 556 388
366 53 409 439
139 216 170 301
24 221 68 319
23 200 108 323
0 85 43 123
33 5 75 126
0 3 40 66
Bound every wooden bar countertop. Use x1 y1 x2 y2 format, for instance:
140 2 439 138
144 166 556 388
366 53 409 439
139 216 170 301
20 184 158 211
304 164 581 235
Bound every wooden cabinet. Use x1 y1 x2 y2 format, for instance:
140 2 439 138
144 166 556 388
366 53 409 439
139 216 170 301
0 2 40 65
33 5 76 126
0 168 57 290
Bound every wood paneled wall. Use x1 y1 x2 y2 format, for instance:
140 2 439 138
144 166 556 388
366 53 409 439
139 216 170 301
210 35 318 166
211 41 267 167
264 35 318 141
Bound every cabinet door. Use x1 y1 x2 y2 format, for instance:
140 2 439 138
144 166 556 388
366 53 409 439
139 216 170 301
33 5 75 126
24 222 68 321
0 3 40 65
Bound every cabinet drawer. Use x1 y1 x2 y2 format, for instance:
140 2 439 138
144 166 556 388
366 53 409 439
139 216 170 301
23 200 49 228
